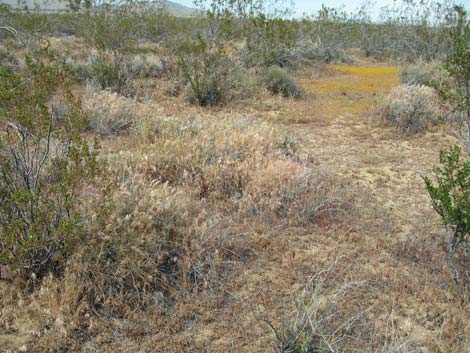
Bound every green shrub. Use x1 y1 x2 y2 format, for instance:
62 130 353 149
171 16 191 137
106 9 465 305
0 56 98 277
177 36 240 107
78 54 133 95
424 145 470 287
75 3 141 96
262 67 303 98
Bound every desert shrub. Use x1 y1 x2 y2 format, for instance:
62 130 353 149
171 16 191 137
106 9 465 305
78 54 133 95
286 41 352 66
400 60 452 96
177 36 241 107
379 84 444 135
74 2 145 96
82 90 138 136
262 67 304 98
77 3 138 54
424 145 470 288
79 52 176 96
0 57 98 276
0 27 19 67
242 18 297 68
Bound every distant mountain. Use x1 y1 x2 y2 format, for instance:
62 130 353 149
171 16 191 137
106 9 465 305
0 0 196 16
161 0 195 16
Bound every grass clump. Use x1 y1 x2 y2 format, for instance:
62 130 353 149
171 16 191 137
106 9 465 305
74 176 190 313
129 53 169 79
82 90 139 136
378 84 444 135
262 67 304 98
266 269 418 353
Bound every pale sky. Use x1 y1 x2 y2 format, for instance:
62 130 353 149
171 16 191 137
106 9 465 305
176 0 470 16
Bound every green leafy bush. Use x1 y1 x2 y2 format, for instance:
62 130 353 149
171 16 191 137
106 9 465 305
78 54 133 95
424 145 470 287
262 67 303 98
0 56 98 276
177 36 240 107
75 3 141 95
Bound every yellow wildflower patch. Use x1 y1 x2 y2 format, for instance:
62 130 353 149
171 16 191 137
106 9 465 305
304 65 399 95
300 64 400 120
329 65 399 76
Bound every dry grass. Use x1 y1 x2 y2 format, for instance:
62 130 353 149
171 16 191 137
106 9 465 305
2 44 470 353
82 90 142 135
266 266 422 353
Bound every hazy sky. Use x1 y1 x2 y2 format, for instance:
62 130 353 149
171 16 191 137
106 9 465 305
176 0 470 16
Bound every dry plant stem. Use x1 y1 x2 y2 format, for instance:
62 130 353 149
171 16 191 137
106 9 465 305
0 26 17 38
463 239 470 283
466 82 470 158
5 116 55 270
447 226 460 288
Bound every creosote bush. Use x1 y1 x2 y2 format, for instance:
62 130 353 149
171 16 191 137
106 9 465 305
178 37 241 107
446 6 470 157
424 146 470 288
78 54 134 95
379 84 444 135
262 67 303 98
0 55 98 276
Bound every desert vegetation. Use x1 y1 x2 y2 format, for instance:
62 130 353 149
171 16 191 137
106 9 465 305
2 0 470 352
